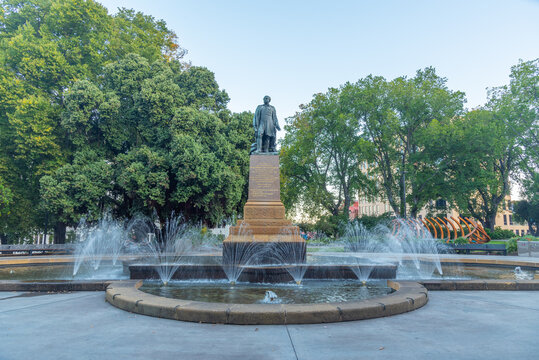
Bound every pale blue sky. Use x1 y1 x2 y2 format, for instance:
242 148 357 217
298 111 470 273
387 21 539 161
99 0 539 124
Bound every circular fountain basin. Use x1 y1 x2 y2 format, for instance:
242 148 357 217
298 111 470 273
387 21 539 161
0 263 128 281
1 261 537 281
105 280 428 324
139 280 393 304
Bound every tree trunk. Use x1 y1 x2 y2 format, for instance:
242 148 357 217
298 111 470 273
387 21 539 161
484 213 496 231
0 234 7 245
54 222 66 244
400 155 406 219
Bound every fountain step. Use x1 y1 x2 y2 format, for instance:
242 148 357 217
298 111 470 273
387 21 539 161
222 238 306 265
128 263 397 283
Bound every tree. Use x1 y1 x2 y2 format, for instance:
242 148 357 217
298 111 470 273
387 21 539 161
509 59 538 214
0 177 12 217
342 69 465 218
439 109 516 229
442 59 538 230
56 54 251 228
281 88 369 219
513 199 538 236
40 150 114 243
0 0 184 242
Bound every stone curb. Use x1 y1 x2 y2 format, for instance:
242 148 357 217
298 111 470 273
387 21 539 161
105 280 428 325
0 280 111 292
420 280 539 291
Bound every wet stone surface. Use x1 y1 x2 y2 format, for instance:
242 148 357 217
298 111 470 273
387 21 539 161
138 279 393 304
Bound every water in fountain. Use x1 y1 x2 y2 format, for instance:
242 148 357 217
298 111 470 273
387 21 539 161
221 222 262 284
271 228 308 284
261 290 281 304
129 214 195 286
385 219 450 279
343 222 391 284
73 215 126 276
343 219 450 280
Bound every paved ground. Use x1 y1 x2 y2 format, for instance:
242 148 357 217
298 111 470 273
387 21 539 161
1 290 538 360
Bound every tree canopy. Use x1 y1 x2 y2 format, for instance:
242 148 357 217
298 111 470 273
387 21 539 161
0 0 251 243
282 68 466 220
282 60 537 231
280 88 370 218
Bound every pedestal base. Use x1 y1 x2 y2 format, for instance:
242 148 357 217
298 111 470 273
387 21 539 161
222 155 306 265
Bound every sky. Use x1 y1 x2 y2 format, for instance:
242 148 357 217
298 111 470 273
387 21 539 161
99 0 539 125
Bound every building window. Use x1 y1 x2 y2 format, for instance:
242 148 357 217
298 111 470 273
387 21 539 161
503 215 507 225
509 215 513 225
435 199 447 209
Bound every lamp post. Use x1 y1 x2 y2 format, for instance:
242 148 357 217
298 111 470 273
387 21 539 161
401 170 407 219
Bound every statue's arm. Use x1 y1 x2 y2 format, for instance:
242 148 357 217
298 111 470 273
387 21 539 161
254 105 261 128
273 106 281 131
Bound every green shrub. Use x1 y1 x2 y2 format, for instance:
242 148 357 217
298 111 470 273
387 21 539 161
351 213 392 230
296 222 316 233
506 238 517 253
314 214 349 238
453 236 468 245
515 235 539 242
306 236 335 245
485 226 518 240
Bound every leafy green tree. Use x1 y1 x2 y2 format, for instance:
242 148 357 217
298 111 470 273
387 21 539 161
513 200 538 236
0 177 12 217
281 88 370 218
55 54 251 228
175 65 230 112
438 109 516 229
441 59 537 229
509 59 538 211
39 150 114 243
0 0 183 242
115 146 170 218
342 68 465 218
170 108 247 225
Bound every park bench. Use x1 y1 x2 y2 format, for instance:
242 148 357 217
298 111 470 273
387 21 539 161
449 243 507 256
0 244 74 256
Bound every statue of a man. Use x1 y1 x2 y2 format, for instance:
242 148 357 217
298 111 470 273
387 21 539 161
252 95 280 153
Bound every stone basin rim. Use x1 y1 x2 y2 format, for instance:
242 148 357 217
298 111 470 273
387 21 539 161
105 279 428 325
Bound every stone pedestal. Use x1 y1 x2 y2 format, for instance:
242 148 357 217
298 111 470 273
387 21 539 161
223 155 305 264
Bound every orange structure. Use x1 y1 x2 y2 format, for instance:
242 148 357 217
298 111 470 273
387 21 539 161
392 217 491 244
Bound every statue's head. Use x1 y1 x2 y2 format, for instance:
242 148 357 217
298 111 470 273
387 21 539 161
263 95 271 105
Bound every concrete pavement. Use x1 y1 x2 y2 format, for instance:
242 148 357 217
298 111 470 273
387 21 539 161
1 290 538 360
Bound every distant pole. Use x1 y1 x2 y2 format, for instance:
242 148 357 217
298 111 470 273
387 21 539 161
402 170 407 219
43 213 49 245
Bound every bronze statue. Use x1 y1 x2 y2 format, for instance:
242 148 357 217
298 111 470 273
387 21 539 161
252 95 280 153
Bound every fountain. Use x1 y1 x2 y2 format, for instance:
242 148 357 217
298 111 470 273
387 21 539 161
7 97 537 325
271 228 308 284
127 214 194 286
73 215 127 276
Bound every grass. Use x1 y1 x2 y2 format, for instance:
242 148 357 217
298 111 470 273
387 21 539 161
307 246 345 253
